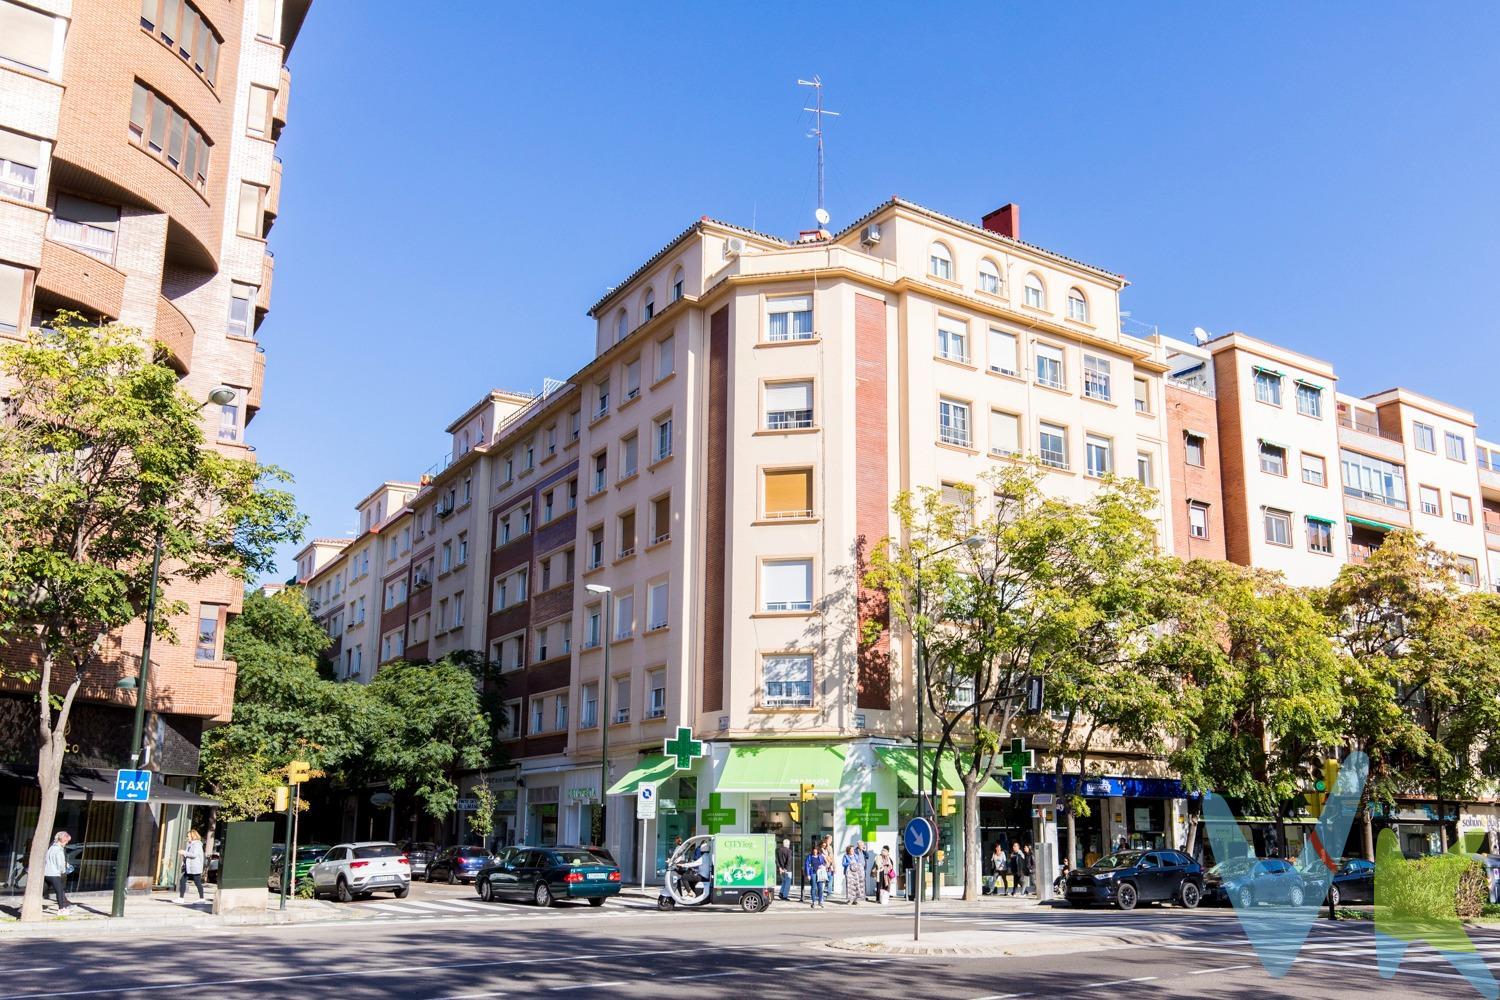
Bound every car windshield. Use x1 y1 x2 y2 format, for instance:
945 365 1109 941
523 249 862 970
1210 858 1257 877
1092 852 1144 870
353 844 400 859
553 851 611 866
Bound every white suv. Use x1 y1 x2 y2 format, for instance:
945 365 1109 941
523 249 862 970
308 842 410 902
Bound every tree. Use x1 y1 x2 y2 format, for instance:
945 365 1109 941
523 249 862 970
467 783 496 847
0 318 302 921
366 657 490 823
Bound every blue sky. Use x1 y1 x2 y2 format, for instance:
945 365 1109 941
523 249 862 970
258 1 1500 579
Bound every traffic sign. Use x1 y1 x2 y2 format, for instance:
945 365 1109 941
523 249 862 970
903 816 936 858
637 785 657 820
114 769 151 802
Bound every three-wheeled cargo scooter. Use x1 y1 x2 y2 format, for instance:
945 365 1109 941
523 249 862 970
657 833 775 912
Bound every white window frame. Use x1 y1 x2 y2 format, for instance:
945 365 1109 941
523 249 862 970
938 397 971 448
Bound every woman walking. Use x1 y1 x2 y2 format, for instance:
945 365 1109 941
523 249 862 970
178 830 206 901
1007 841 1024 896
805 845 828 909
874 846 895 904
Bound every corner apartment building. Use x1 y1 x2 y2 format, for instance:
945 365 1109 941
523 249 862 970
0 0 310 890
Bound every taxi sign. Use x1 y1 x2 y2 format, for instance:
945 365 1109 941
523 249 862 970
115 769 151 802
903 816 936 858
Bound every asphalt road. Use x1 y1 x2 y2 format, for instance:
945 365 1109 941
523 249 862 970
1 880 1495 1000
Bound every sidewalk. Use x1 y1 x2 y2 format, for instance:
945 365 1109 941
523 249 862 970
0 886 344 939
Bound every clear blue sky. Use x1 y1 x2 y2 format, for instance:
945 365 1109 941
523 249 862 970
258 1 1500 579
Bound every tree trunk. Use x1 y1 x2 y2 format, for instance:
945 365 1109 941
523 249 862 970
204 806 219 859
1361 808 1374 862
21 655 81 923
1066 809 1078 868
962 776 981 900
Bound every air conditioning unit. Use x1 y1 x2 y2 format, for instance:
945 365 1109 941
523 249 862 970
860 223 882 246
723 237 744 257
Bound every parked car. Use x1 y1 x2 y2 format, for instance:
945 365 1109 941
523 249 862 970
1205 856 1307 907
427 845 493 884
1290 855 1374 908
307 842 410 902
268 843 332 892
1064 849 1204 910
474 845 621 907
400 841 438 878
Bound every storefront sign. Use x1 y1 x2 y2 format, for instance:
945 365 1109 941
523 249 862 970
568 787 597 803
456 797 479 812
664 726 705 770
844 792 889 841
700 792 736 833
1000 738 1035 781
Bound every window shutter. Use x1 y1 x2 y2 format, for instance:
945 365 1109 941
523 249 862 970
764 469 812 516
765 382 812 411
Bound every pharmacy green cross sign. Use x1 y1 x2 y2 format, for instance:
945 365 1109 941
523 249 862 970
700 793 736 834
844 792 889 841
664 726 704 770
1001 738 1035 782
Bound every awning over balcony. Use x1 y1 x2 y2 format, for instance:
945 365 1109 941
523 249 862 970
1348 514 1397 532
1306 514 1337 525
605 755 678 796
715 744 846 794
874 747 1007 796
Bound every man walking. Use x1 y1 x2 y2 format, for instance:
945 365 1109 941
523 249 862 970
43 831 73 915
1021 843 1036 895
775 838 793 901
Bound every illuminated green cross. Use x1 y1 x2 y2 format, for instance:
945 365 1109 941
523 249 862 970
844 792 889 841
1001 738 1035 782
664 726 703 770
700 792 736 834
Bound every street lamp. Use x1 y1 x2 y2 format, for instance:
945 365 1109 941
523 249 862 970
585 584 612 851
110 388 238 918
914 533 983 908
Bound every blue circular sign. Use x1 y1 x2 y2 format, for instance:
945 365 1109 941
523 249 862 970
903 817 936 858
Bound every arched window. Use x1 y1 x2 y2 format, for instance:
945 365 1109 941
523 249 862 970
978 259 1002 295
1067 288 1089 322
670 266 685 302
1024 273 1046 309
614 309 628 343
929 242 953 281
642 288 656 322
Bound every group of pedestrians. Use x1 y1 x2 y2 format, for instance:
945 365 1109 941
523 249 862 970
984 840 1037 896
774 836 897 908
37 827 206 915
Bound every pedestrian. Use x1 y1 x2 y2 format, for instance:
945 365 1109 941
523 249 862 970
874 846 895 904
775 838 793 901
1021 843 1035 895
43 831 73 914
1007 841 1023 895
1054 856 1071 895
843 843 867 905
178 830 206 901
987 842 1008 896
805 845 828 908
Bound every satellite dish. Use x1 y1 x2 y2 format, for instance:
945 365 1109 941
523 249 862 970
814 207 830 226
1192 326 1209 345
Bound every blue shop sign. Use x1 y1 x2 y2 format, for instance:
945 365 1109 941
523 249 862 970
1001 773 1199 800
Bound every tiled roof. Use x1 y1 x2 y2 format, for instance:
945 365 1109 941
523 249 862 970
586 218 788 317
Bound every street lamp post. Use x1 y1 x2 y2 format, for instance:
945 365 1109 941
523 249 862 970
109 388 237 919
586 584 612 851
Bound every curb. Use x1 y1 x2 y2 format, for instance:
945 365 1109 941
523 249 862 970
0 904 346 940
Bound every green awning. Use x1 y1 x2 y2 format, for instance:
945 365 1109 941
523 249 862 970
874 747 1007 796
1348 514 1397 532
1295 378 1325 390
606 754 679 796
1252 365 1285 378
1257 437 1289 450
1306 514 1336 525
715 744 846 794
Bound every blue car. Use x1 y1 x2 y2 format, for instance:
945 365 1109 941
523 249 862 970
426 845 493 884
1205 856 1307 908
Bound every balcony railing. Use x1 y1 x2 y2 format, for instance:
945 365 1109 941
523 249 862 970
1338 413 1402 442
1343 485 1409 510
766 411 813 431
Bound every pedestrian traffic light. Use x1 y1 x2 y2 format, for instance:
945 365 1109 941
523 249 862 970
788 801 800 823
288 760 311 784
799 783 816 802
274 785 290 812
939 789 956 817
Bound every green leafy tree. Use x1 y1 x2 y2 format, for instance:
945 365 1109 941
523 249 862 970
467 783 496 847
0 318 302 921
366 657 490 822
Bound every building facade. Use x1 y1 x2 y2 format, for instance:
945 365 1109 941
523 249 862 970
0 0 310 891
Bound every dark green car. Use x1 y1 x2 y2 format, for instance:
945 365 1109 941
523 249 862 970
474 846 621 907
269 843 331 891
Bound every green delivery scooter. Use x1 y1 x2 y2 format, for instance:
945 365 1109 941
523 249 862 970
657 833 775 913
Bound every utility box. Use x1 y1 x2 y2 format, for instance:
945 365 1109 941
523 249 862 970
214 820 273 915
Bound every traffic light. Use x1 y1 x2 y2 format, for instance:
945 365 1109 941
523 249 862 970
287 760 311 784
788 801 800 823
274 785 290 812
939 789 956 817
799 783 815 802
1323 758 1341 796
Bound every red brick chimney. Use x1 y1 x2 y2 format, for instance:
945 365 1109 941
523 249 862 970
981 203 1020 239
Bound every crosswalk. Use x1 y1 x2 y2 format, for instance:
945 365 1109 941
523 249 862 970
345 894 657 922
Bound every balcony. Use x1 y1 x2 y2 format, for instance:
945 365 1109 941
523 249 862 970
246 348 265 416
1485 513 1500 550
1343 489 1411 528
37 238 125 320
1481 464 1500 493
266 157 282 223
1337 413 1404 463
273 67 290 134
257 252 274 312
153 295 195 374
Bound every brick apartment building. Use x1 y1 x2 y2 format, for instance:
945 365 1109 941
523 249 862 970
0 0 310 891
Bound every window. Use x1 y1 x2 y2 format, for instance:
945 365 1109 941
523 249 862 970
247 85 274 138
1135 451 1154 488
1295 382 1323 418
1083 355 1112 401
592 451 607 494
227 282 255 338
585 605 602 648
762 559 813 612
614 309 627 344
1253 368 1282 406
462 476 472 504
937 318 969 362
617 509 636 558
613 677 631 723
763 468 813 520
653 414 672 461
989 410 1020 458
1445 431 1467 463
1301 453 1326 486
1340 450 1408 508
1259 441 1287 476
1067 289 1089 322
988 328 1018 376
1263 509 1292 547
588 526 604 569
1453 494 1473 524
978 259 1001 295
48 194 120 265
1419 485 1441 517
542 489 555 523
457 531 468 565
647 580 669 630
642 288 655 322
545 424 557 457
595 378 610 418
1039 423 1068 469
1134 377 1150 414
1085 434 1113 478
763 654 813 707
1413 422 1437 453
938 398 971 448
1184 432 1205 467
765 381 813 430
236 182 265 237
1306 518 1333 554
929 242 953 280
614 593 634 639
530 698 545 735
195 604 220 660
0 1 55 74
1023 274 1045 309
0 262 26 333
217 401 240 442
440 541 452 573
624 357 641 400
620 432 638 479
553 693 568 731
502 699 521 738
1188 502 1209 539
255 0 280 38
759 293 818 345
647 669 666 718
569 409 581 442
0 129 41 203
656 334 675 381
1035 343 1064 389
453 591 465 627
651 494 671 542
492 569 526 610
671 266 684 302
581 684 598 727
1455 556 1479 588
567 478 578 510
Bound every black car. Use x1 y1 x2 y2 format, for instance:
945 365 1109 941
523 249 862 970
1064 850 1204 910
474 845 622 907
1296 856 1374 907
1205 856 1306 907
401 841 438 878
427 845 493 884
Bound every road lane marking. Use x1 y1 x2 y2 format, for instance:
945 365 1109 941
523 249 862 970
548 983 627 992
667 972 736 981
1079 977 1157 989
428 994 508 999
1188 965 1253 974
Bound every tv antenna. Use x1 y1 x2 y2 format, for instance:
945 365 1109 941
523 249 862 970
797 76 839 228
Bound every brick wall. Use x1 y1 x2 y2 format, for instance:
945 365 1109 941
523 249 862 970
1165 383 1227 561
1212 350 1252 565
854 293 892 710
700 306 729 713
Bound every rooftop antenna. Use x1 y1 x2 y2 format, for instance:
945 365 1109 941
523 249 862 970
797 76 839 230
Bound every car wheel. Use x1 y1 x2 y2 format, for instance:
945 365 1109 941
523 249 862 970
1288 885 1305 907
394 885 409 899
535 881 555 907
740 891 766 913
1115 882 1138 911
1179 881 1202 909
1329 885 1341 908
336 878 353 904
1237 886 1254 909
448 868 458 886
588 897 605 908
479 879 493 902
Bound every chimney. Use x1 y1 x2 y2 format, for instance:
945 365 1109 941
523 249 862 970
981 203 1020 240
